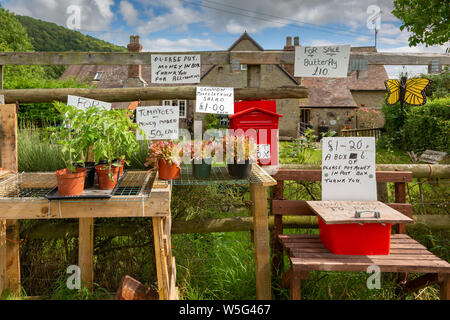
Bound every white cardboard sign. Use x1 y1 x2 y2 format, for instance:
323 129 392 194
67 95 111 111
136 106 179 140
321 137 377 201
257 144 271 160
196 87 234 115
151 54 201 84
294 45 351 78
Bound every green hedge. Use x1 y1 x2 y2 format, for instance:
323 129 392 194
403 97 450 153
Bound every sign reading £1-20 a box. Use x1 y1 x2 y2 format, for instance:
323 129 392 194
294 45 351 78
321 137 377 201
151 54 201 84
136 106 179 140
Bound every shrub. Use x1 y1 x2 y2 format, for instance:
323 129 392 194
403 97 450 153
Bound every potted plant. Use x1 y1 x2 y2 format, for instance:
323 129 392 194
49 102 86 196
191 140 217 179
145 141 183 180
91 108 143 190
224 135 257 179
75 106 103 188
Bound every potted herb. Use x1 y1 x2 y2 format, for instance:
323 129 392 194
92 108 143 190
75 106 102 188
50 102 86 196
145 141 183 180
191 140 217 179
224 135 257 179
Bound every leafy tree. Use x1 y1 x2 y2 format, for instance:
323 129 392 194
392 0 450 46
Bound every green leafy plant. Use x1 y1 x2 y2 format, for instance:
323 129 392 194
90 108 144 178
47 102 85 172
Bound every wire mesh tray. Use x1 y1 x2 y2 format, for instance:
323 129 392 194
45 170 128 200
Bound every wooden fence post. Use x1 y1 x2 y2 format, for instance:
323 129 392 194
78 218 94 291
251 183 271 300
0 65 3 89
0 102 21 294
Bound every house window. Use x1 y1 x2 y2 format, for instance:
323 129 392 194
162 100 187 118
240 64 247 71
93 71 103 81
300 109 311 124
219 116 229 127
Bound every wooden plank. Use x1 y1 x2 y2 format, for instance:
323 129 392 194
0 192 170 219
1 104 18 172
0 220 5 295
290 253 442 261
273 170 413 183
78 218 94 290
280 163 449 179
306 201 414 224
289 248 433 255
290 274 301 300
1 51 448 66
441 275 450 300
0 86 308 104
291 258 450 273
1 103 20 294
251 183 271 300
152 217 168 300
272 199 412 219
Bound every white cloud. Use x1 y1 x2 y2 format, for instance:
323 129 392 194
120 1 140 26
5 0 115 32
141 37 223 51
136 0 201 34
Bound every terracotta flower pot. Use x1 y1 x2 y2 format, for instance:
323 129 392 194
56 167 87 196
95 164 122 190
158 159 180 180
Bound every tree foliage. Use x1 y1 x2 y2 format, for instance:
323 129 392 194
392 0 450 46
16 15 127 53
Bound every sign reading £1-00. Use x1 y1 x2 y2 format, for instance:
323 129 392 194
294 45 351 78
151 54 201 84
136 106 179 140
196 87 234 115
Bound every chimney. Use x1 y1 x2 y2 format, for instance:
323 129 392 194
283 36 295 51
294 36 299 46
123 35 148 88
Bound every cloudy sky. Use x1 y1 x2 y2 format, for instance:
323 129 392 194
2 0 448 77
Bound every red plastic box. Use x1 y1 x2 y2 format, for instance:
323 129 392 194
318 218 392 255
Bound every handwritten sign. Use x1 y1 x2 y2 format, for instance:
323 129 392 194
294 45 351 78
136 106 179 140
321 137 376 201
196 87 234 115
257 144 271 160
67 95 111 111
151 54 200 84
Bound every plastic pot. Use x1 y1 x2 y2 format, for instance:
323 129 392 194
227 160 252 179
192 159 212 179
56 167 87 196
158 159 180 180
95 164 122 190
76 162 96 188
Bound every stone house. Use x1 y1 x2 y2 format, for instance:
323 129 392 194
61 33 388 137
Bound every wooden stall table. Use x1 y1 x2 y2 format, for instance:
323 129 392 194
168 164 277 300
0 169 178 300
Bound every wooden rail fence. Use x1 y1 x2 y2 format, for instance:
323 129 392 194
340 127 384 139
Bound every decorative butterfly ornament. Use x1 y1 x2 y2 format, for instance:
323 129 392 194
385 75 432 108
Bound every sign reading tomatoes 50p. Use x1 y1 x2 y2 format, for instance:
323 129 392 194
136 106 179 140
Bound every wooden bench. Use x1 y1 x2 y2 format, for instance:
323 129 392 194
271 169 450 300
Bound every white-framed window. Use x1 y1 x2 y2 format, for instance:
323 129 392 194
93 71 103 81
240 64 248 70
162 100 187 118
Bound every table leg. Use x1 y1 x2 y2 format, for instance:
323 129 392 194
79 218 94 291
251 183 271 300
